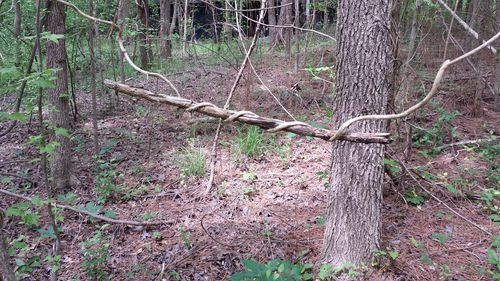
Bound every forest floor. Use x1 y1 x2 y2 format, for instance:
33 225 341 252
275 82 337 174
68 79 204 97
1 42 499 281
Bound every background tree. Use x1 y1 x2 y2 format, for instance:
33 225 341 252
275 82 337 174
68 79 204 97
45 0 73 191
319 0 393 266
160 0 172 58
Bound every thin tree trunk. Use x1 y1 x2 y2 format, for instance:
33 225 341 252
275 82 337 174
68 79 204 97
160 0 172 58
224 0 232 39
170 0 178 35
407 0 422 62
495 0 500 111
0 212 15 281
45 0 72 191
182 0 189 55
319 0 392 267
137 0 149 69
268 0 277 45
294 0 300 73
117 0 129 83
13 0 21 67
88 0 99 156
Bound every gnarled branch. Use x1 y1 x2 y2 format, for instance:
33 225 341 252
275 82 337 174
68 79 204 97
103 79 391 144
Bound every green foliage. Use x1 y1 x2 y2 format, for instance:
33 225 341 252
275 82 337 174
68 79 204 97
237 126 265 157
230 259 313 281
431 233 448 246
178 143 206 178
487 236 500 280
179 227 192 249
94 160 123 204
80 225 113 280
6 202 40 228
317 262 362 280
480 188 500 223
413 102 459 156
404 189 427 205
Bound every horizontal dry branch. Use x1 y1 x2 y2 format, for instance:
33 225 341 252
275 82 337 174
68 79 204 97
104 80 391 144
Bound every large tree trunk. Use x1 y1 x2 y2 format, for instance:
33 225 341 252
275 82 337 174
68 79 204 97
137 0 149 70
319 0 392 267
45 0 72 191
224 0 232 39
160 0 172 58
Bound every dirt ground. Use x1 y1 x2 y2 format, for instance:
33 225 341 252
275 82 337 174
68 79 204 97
1 40 499 281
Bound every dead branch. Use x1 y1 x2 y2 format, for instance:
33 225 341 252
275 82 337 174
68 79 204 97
103 79 391 144
330 31 500 141
435 136 499 150
0 188 173 226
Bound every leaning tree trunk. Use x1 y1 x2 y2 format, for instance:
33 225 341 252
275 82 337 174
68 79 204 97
160 0 172 58
319 0 393 267
45 0 72 191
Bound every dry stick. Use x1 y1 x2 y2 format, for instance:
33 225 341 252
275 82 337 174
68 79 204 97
394 159 493 236
330 31 500 141
0 188 172 226
203 0 336 42
104 80 390 143
442 0 460 60
436 0 496 54
205 0 268 195
54 0 180 97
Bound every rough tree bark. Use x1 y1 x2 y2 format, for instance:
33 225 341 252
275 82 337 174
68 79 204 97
45 0 73 191
319 0 393 267
137 0 149 69
160 0 172 58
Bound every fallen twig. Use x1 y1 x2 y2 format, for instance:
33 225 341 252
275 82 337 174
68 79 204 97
0 188 173 226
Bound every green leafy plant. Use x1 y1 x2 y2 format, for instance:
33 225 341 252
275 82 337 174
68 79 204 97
431 233 448 246
405 189 427 205
412 101 459 155
6 202 40 228
94 160 124 204
179 227 192 248
80 224 112 280
230 259 313 281
237 126 265 157
487 236 500 280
